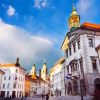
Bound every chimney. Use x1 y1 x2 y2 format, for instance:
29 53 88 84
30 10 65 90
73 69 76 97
15 57 20 66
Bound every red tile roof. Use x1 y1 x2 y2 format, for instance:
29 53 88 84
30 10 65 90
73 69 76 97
0 70 5 74
81 22 100 31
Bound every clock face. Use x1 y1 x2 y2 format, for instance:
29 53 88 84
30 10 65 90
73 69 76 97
69 15 80 28
72 16 79 22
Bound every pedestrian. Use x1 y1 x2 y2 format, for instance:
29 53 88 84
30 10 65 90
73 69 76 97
46 94 49 100
42 94 44 100
21 96 23 100
92 85 100 100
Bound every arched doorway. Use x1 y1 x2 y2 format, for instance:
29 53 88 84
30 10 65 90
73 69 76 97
73 80 78 96
67 82 72 95
94 78 100 90
80 79 86 96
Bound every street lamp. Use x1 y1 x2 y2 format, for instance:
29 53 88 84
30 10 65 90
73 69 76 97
77 56 87 100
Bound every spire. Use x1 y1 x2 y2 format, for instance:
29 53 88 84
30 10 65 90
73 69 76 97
44 58 46 65
68 3 80 31
15 57 20 66
33 64 36 69
72 3 75 11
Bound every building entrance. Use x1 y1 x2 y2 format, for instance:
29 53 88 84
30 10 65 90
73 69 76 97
94 78 100 90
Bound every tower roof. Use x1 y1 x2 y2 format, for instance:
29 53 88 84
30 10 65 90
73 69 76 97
70 4 78 16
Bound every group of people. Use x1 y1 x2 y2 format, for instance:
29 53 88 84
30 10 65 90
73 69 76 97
42 94 49 100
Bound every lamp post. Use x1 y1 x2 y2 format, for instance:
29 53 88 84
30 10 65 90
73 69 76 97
77 56 86 100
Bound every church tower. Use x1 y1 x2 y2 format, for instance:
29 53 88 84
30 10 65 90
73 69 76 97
68 4 80 31
41 60 48 81
30 64 36 75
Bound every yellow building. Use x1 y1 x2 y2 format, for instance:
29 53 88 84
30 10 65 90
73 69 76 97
25 75 31 97
29 62 50 95
41 62 48 81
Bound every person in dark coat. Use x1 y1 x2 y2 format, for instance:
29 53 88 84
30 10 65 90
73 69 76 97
46 94 49 100
42 94 44 100
93 84 100 100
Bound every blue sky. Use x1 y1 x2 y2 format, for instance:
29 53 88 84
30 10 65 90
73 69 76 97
0 0 100 72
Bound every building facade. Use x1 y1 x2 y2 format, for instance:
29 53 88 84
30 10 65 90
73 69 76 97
0 70 5 97
29 62 50 95
50 58 65 96
25 74 37 97
0 58 26 98
61 5 100 96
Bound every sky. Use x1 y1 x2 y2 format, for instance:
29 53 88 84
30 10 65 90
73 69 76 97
0 0 100 72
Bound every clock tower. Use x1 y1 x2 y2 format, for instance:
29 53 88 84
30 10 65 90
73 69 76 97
68 4 80 31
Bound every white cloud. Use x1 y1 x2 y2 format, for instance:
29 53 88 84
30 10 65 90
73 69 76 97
7 5 15 16
41 0 48 8
34 0 41 9
76 0 93 17
34 0 48 9
0 19 54 68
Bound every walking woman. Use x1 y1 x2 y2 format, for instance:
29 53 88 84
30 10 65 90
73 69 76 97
46 94 49 100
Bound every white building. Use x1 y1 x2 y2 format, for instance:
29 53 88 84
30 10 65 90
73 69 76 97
50 58 65 96
0 58 26 98
0 70 5 97
61 5 100 96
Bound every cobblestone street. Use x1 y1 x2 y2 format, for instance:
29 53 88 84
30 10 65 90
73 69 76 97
9 96 93 100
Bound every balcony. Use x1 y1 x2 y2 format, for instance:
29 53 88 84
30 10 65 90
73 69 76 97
72 71 79 78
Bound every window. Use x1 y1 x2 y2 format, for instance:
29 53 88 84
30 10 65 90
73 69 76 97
15 76 17 80
4 76 6 80
19 77 20 81
67 66 69 73
9 76 11 80
3 83 5 89
75 63 77 71
66 49 68 58
73 43 76 52
79 59 83 72
69 46 71 56
7 83 10 89
89 38 93 47
13 83 16 88
16 69 18 73
77 40 80 49
92 59 98 72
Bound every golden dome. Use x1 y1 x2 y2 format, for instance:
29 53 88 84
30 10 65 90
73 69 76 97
70 5 78 16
